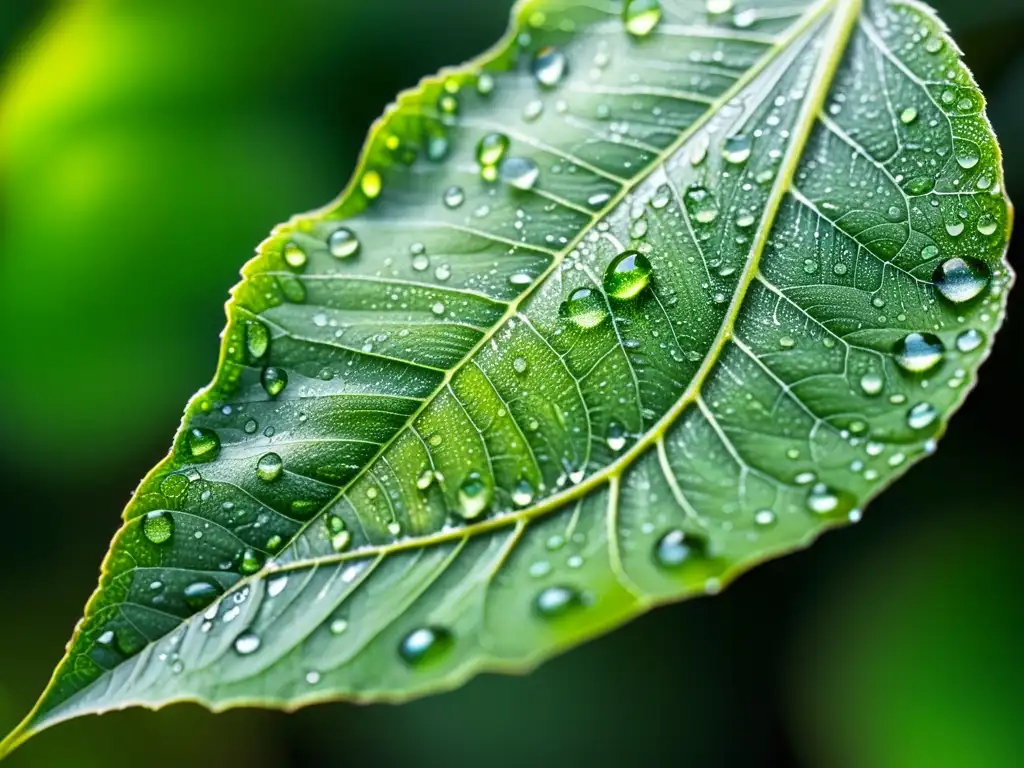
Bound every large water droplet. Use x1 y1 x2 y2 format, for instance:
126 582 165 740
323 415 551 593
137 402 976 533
894 333 944 374
283 242 307 270
534 585 582 618
261 366 288 397
654 529 707 568
684 185 719 224
234 631 261 655
859 372 884 396
806 483 841 514
256 453 283 482
398 626 453 667
443 186 465 209
512 479 535 507
240 547 263 575
606 421 627 452
328 227 360 259
604 250 652 299
499 156 540 190
187 427 220 461
560 287 608 328
477 133 510 168
457 472 492 520
623 0 662 36
533 47 568 88
184 581 219 609
956 328 984 353
143 511 174 544
933 257 990 303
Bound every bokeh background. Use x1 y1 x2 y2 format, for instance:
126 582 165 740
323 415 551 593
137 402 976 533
0 1 1021 766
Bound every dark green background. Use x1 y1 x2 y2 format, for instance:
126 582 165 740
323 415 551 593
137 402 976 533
0 1 1020 766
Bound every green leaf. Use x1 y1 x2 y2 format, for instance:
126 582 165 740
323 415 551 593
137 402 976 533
2 0 1013 757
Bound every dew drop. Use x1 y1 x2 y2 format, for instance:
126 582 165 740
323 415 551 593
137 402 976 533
183 581 218 609
684 184 719 224
533 47 568 88
859 372 884 396
907 402 938 430
143 511 174 545
360 170 382 199
899 107 918 124
560 287 608 328
623 0 662 37
513 357 528 374
234 631 261 656
654 529 707 568
806 484 840 514
399 626 453 667
976 214 998 236
499 156 540 190
754 509 776 527
443 186 465 209
246 321 269 359
606 421 627 452
604 250 652 299
329 618 349 635
240 547 263 575
476 133 510 168
894 333 944 374
722 134 752 164
187 427 220 461
283 242 307 270
327 228 359 261
534 585 582 618
706 0 733 13
512 479 535 508
256 453 283 483
457 472 492 520
956 328 983 353
261 366 288 397
933 257 990 303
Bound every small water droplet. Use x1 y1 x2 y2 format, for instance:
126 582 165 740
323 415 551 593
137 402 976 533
894 333 944 374
907 402 938 430
476 133 510 168
933 257 990 303
684 184 719 224
606 421 627 452
361 170 382 199
399 626 453 666
654 529 707 568
899 107 918 124
183 581 218 608
806 483 840 514
604 250 652 299
499 156 540 190
256 453 283 482
706 0 733 13
956 328 984 353
246 321 269 359
513 357 528 374
623 0 662 37
754 509 776 527
283 242 307 270
533 47 568 88
512 479 535 507
457 472 492 520
330 618 348 635
234 631 261 655
560 287 608 328
443 186 465 209
534 585 582 617
976 214 998 236
240 547 263 575
261 367 288 397
143 511 174 544
859 372 884 396
722 134 752 164
187 427 220 461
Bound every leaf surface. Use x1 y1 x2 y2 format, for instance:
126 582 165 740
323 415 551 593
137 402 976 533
2 0 1013 755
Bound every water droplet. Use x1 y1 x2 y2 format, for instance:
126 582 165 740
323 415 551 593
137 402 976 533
859 372 884 396
443 186 465 209
684 184 719 224
305 670 321 685
754 509 776 527
187 427 220 461
606 421 627 452
706 0 733 13
907 402 938 430
261 367 288 397
806 484 840 514
477 72 495 95
956 328 983 353
329 618 348 635
533 47 568 88
283 242 307 270
234 631 261 655
894 333 944 374
976 214 998 236
143 511 174 544
933 257 989 303
534 585 582 617
956 151 979 170
604 250 652 299
183 581 218 608
560 287 608 328
654 529 707 568
246 321 269 359
399 626 453 667
623 0 662 37
240 547 263 575
267 574 288 598
899 107 918 124
945 221 965 237
361 170 382 199
512 479 535 507
256 453 283 483
457 472 492 519
499 156 540 190
476 133 510 168
722 134 752 164
513 357 528 374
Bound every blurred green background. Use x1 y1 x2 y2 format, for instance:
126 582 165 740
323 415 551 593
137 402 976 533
0 1 1020 766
